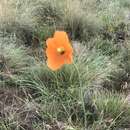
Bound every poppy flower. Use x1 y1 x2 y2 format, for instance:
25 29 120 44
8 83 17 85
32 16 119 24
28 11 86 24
46 31 73 71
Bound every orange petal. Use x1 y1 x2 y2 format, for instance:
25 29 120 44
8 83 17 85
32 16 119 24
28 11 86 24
54 31 73 55
65 53 73 64
46 38 56 58
54 31 70 46
65 42 73 54
47 57 65 71
45 31 73 71
46 38 56 50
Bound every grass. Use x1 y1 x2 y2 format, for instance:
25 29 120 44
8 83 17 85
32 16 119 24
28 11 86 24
93 90 130 128
0 0 130 129
16 46 114 128
84 90 130 130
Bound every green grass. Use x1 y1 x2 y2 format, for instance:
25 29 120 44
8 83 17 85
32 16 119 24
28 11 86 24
0 34 34 86
15 46 115 129
84 90 130 130
0 0 130 129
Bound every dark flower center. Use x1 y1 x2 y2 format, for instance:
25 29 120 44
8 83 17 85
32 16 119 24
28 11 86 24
57 47 65 55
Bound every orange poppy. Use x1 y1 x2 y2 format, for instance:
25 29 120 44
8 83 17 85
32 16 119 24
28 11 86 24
46 31 73 71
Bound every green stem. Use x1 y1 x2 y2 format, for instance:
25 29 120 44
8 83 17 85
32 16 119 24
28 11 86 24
73 63 87 128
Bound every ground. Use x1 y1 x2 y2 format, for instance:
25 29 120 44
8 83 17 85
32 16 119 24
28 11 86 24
1 0 130 130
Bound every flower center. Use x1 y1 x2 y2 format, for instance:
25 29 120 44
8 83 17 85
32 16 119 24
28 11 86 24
57 47 65 55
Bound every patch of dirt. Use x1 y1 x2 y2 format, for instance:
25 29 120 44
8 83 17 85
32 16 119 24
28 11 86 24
0 87 43 130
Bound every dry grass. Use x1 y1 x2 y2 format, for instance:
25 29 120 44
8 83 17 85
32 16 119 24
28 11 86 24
0 0 130 129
